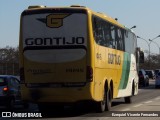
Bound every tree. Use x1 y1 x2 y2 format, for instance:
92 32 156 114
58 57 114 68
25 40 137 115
140 53 160 70
0 46 19 75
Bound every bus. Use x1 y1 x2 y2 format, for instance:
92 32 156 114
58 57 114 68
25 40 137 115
19 5 144 112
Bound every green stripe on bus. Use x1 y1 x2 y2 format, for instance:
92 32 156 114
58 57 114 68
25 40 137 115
119 53 131 89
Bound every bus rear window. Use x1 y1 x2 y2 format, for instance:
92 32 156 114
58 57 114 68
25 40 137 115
22 12 87 63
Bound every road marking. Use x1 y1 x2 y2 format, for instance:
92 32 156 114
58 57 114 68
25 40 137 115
121 108 130 111
144 101 152 104
133 104 143 108
154 97 160 100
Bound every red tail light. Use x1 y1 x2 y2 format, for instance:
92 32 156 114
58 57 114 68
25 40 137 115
3 87 8 91
86 66 93 82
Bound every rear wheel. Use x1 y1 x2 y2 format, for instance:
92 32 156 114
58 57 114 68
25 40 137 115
96 87 112 112
96 91 106 112
105 88 112 111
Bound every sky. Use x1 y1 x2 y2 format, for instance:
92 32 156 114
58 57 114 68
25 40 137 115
0 0 160 54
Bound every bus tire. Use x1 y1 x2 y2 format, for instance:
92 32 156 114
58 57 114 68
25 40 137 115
96 87 112 112
95 91 106 113
105 87 112 111
124 82 134 103
124 96 132 103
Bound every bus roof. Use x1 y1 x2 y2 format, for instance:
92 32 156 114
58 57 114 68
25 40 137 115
26 5 132 31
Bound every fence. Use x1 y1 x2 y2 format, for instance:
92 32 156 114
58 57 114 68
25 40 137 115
0 47 19 75
0 63 19 75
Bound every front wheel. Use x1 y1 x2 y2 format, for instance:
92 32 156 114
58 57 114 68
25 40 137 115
124 82 135 103
124 96 132 103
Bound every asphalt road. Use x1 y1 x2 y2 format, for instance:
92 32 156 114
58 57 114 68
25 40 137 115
0 79 160 120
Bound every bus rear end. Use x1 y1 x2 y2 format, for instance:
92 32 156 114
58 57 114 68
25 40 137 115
19 6 93 104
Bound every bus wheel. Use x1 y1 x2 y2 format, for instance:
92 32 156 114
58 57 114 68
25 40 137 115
124 82 134 103
96 88 112 112
124 96 132 103
96 91 106 112
106 88 112 111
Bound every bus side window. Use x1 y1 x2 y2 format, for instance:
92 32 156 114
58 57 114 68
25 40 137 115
111 25 116 49
92 17 99 44
93 17 104 45
103 21 111 47
92 15 125 50
125 32 136 54
115 28 125 51
98 20 105 45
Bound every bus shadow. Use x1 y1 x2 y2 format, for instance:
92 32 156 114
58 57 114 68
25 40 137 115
0 101 131 118
40 106 96 118
40 101 126 118
112 101 125 107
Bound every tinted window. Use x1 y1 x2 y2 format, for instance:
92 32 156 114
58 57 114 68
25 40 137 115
124 32 137 54
92 15 125 50
92 16 111 47
10 78 19 87
92 15 138 52
14 78 20 85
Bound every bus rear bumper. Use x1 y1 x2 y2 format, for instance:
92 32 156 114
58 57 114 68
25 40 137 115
20 83 93 103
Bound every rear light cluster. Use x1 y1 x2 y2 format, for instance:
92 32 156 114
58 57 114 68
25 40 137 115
3 87 8 94
86 66 93 82
20 67 25 83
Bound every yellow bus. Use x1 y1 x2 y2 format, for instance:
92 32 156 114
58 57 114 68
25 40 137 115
19 5 144 112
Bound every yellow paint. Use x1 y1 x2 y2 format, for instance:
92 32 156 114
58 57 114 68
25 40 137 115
20 6 133 103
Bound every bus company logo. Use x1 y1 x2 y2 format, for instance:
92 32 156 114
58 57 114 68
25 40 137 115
2 112 11 117
37 13 70 28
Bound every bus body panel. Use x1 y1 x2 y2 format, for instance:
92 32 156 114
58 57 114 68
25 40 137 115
19 6 139 104
20 8 95 102
20 83 93 103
